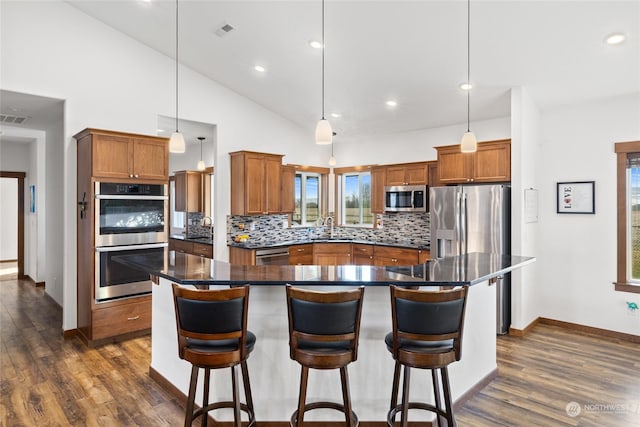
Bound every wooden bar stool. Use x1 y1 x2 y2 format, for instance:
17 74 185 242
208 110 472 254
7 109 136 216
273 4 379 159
286 285 365 427
386 285 469 427
172 283 256 427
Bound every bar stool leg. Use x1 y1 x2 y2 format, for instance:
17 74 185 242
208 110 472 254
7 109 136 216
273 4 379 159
241 360 255 419
339 366 353 427
295 366 310 426
185 365 199 427
201 368 210 427
400 365 411 427
230 365 241 427
441 366 456 427
431 369 444 427
390 361 401 412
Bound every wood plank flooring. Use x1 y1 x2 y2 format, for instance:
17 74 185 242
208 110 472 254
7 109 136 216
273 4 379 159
1 278 639 426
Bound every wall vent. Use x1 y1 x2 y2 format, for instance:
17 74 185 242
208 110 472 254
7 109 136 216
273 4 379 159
0 113 28 124
215 22 235 38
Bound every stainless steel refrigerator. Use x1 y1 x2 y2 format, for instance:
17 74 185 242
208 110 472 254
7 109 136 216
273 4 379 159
430 185 511 334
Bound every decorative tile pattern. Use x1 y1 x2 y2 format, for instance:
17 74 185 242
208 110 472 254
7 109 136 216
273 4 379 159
186 212 214 239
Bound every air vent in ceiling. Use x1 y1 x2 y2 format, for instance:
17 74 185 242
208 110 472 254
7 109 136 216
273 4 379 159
0 113 28 124
215 22 235 38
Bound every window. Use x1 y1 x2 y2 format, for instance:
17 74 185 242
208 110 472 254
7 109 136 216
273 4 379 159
293 172 321 226
615 140 640 293
341 172 372 226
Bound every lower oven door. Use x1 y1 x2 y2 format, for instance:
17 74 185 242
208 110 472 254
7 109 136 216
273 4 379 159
95 243 167 302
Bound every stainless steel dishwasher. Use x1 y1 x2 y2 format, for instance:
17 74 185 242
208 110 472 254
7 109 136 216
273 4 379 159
255 247 290 265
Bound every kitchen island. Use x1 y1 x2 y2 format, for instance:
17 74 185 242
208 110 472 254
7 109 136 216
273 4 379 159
136 252 534 424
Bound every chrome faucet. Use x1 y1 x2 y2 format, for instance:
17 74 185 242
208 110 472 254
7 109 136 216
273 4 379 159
201 216 214 239
323 216 335 239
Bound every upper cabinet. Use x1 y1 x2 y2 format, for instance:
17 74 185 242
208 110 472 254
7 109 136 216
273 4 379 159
75 129 169 182
371 166 386 214
385 162 428 186
435 139 511 184
230 151 284 215
174 170 202 212
281 165 296 213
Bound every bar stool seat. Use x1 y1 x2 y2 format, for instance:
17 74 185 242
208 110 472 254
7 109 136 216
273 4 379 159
386 285 469 427
286 285 365 427
172 283 256 427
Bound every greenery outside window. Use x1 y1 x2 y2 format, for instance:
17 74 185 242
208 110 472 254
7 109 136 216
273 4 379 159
340 171 372 226
615 140 640 294
293 172 321 226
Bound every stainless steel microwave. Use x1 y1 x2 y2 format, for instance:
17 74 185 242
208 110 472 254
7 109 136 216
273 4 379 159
384 185 428 212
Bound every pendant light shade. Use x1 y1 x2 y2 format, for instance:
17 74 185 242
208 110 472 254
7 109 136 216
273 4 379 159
315 0 332 145
196 160 206 171
169 0 185 154
460 0 477 153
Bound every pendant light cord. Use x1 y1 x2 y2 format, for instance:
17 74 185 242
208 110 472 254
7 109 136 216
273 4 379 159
321 0 326 120
175 0 179 133
466 0 471 132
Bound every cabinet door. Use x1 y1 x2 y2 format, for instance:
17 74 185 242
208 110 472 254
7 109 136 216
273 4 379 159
427 161 438 187
132 138 168 181
92 134 132 179
174 171 203 212
473 141 511 182
245 154 266 215
281 165 296 213
353 244 374 265
265 156 282 213
437 148 472 184
385 166 407 186
371 166 386 214
404 163 428 185
289 244 313 265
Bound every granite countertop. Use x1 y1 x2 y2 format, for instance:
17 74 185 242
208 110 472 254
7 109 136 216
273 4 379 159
228 239 430 251
121 251 534 287
171 235 214 245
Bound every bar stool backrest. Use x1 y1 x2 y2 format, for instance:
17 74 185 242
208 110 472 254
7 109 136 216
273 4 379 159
286 286 365 362
390 285 468 361
172 284 250 363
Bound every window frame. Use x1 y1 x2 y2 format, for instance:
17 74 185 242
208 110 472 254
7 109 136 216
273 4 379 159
615 140 640 294
293 171 322 227
335 166 373 228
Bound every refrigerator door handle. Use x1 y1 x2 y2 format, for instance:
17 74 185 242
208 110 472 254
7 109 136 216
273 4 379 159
460 191 468 255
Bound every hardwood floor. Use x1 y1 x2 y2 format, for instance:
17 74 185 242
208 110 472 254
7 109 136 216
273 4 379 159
1 278 639 426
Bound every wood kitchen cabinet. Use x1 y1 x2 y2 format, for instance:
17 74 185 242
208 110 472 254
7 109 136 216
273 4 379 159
385 162 429 186
230 151 284 215
436 139 511 184
289 244 313 265
374 246 429 266
170 238 213 259
174 170 202 212
75 128 169 182
352 243 374 265
229 246 256 265
371 166 386 214
281 165 296 213
313 243 352 265
427 160 439 188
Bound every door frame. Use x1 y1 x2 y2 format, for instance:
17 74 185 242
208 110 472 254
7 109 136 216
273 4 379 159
1 171 26 279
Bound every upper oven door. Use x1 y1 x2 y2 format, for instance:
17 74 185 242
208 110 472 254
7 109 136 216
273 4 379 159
95 182 168 247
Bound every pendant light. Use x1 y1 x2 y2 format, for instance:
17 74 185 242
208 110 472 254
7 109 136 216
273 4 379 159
169 0 185 153
314 0 332 145
460 0 477 153
196 137 206 171
328 134 336 166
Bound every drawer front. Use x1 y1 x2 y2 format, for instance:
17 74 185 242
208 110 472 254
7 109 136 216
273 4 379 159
313 242 352 255
290 253 313 265
352 244 374 256
172 239 193 253
92 298 151 340
191 243 213 258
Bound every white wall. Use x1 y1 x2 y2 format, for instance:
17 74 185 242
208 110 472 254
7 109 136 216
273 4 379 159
535 93 640 335
1 1 328 331
0 178 18 260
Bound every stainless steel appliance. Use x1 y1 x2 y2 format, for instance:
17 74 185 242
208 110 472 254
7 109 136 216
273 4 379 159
95 182 168 247
385 185 427 212
255 247 290 265
430 185 511 334
95 242 167 301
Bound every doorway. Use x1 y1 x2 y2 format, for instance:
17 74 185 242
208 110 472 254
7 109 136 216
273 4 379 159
0 172 25 280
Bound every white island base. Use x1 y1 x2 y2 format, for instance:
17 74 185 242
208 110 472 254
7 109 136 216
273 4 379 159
150 278 498 424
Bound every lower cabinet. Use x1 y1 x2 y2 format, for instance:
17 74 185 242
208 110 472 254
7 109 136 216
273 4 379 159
313 243 352 265
374 246 430 266
170 238 214 259
229 246 256 265
91 295 152 342
289 244 313 265
353 244 374 265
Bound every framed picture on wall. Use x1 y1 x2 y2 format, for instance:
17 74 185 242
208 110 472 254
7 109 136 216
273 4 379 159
556 181 595 214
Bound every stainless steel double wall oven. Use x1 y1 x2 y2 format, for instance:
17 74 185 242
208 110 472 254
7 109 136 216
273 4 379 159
94 182 168 302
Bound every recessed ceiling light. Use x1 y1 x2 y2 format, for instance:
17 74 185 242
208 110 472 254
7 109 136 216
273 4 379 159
605 33 626 45
386 100 398 108
330 112 342 118
459 82 473 91
309 40 323 49
254 65 266 73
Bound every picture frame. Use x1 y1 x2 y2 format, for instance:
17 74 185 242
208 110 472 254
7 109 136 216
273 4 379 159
556 181 595 214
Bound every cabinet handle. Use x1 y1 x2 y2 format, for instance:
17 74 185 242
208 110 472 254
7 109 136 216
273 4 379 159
129 174 134 178
297 249 304 252
134 174 139 178
127 316 140 321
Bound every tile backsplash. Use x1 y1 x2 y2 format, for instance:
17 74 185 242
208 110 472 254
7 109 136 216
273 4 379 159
227 212 430 247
